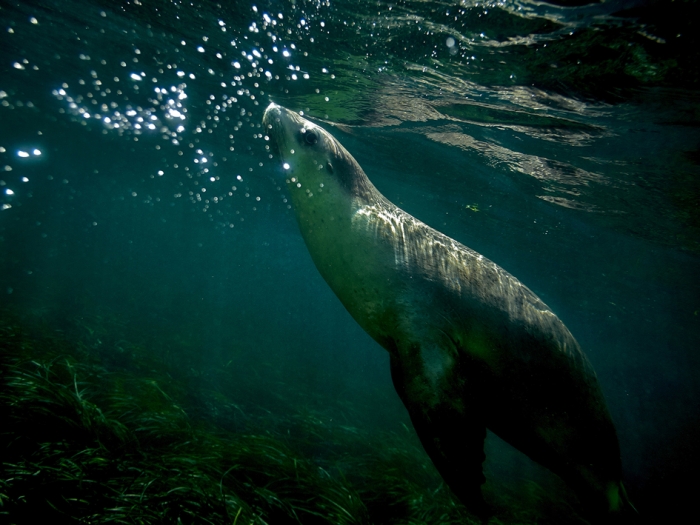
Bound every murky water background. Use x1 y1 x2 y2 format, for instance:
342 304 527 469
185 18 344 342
1 1 699 523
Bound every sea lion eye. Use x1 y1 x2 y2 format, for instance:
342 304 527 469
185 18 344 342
304 129 318 145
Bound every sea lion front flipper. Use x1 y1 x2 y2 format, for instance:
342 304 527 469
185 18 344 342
389 354 490 521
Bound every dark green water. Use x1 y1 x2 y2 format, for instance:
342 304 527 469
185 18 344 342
1 1 699 523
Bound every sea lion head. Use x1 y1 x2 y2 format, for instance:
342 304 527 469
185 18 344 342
262 103 374 200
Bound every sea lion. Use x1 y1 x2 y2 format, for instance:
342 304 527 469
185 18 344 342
262 103 634 522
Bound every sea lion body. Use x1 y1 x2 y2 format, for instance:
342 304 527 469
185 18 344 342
262 103 631 521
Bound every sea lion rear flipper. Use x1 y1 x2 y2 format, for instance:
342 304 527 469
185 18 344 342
389 354 490 521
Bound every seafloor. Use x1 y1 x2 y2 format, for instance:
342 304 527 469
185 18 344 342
0 306 588 525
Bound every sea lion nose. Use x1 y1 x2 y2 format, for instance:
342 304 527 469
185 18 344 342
264 102 286 125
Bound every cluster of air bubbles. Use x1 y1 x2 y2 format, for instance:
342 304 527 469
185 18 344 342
51 72 190 145
1 146 42 211
239 3 337 87
5 2 342 225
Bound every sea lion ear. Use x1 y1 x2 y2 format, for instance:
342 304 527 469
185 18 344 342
326 161 334 173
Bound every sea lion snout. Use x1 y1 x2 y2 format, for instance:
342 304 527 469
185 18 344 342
263 103 317 161
262 102 282 129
